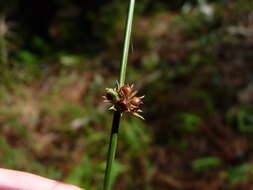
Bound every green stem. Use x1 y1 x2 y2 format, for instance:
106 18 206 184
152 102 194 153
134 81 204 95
102 112 120 190
119 0 135 87
103 0 135 190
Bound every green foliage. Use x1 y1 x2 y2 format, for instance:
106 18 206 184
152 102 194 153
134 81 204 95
192 157 222 172
0 138 62 179
226 164 253 185
227 107 253 133
1 0 253 189
121 118 150 153
178 113 202 133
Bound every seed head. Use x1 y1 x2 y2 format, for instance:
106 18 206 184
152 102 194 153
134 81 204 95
131 96 143 107
103 84 144 120
120 85 132 97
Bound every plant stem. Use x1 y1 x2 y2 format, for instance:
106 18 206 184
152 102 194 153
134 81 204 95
103 1 135 190
102 112 120 190
119 0 135 87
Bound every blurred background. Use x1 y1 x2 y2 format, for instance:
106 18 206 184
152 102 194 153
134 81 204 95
1 0 253 189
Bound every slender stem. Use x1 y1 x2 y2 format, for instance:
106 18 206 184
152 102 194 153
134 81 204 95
119 0 135 86
103 1 135 190
103 112 120 190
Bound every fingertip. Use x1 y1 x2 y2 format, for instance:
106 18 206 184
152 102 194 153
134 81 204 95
0 168 85 190
52 181 85 190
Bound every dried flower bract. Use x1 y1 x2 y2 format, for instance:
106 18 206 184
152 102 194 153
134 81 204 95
103 84 144 120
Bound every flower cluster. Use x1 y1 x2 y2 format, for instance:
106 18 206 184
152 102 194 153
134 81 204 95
103 84 144 119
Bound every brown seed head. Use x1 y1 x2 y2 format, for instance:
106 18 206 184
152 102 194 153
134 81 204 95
104 83 144 119
120 85 132 97
105 93 114 101
115 99 129 112
130 97 142 106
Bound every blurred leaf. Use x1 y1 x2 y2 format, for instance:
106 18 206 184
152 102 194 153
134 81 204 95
178 113 202 132
66 157 92 186
226 164 253 185
237 108 253 133
17 50 38 65
60 54 83 67
121 118 150 152
192 157 222 172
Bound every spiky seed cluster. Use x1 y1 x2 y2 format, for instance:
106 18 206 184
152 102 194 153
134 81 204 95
103 84 144 120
